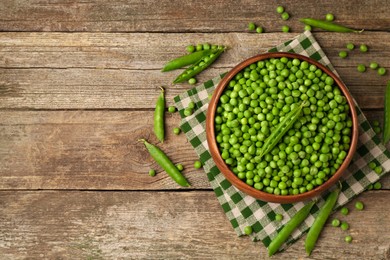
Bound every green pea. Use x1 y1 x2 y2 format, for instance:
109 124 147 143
248 22 256 31
282 25 290 33
378 67 387 76
331 218 340 227
275 213 284 221
346 43 355 50
325 13 334 21
369 62 379 70
148 169 156 177
173 127 181 135
244 225 253 235
340 221 349 231
340 207 349 215
188 78 197 85
256 26 264 33
355 201 364 210
281 12 290 21
168 106 176 113
339 51 348 58
345 235 352 243
276 6 284 14
357 64 366 72
359 44 368 52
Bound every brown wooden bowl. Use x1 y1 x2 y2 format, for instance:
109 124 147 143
206 52 358 204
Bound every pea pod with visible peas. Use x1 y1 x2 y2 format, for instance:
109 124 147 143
383 80 390 144
300 18 363 33
139 139 190 187
173 46 226 84
260 101 306 158
305 187 341 256
154 87 165 142
161 49 214 72
268 201 315 256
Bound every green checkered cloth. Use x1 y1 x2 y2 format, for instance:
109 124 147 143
173 31 390 250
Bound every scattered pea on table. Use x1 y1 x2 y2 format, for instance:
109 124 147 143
188 78 197 85
248 22 256 31
374 166 383 174
281 12 290 21
173 127 181 135
340 221 349 231
346 43 355 50
168 106 177 113
331 218 340 227
339 51 348 58
359 44 368 52
282 25 290 32
355 201 364 210
176 163 184 171
325 13 334 21
373 182 382 190
368 161 377 169
184 108 193 116
186 45 195 53
340 207 349 215
244 225 253 235
149 169 156 177
256 26 264 33
377 67 387 76
304 25 312 31
275 213 284 221
194 160 202 169
369 62 379 70
276 6 284 14
345 235 353 243
357 64 366 72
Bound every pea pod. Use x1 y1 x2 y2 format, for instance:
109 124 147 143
260 101 306 158
173 46 226 84
139 139 190 187
383 80 390 144
154 86 165 142
162 49 214 72
305 187 341 256
268 201 315 256
300 18 363 33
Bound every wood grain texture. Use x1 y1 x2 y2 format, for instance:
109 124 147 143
1 32 389 109
0 191 389 259
0 0 389 32
1 110 389 190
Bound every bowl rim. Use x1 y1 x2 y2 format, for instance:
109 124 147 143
206 52 359 203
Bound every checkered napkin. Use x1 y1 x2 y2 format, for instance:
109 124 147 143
173 31 390 249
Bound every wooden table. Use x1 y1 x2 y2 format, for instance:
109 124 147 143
1 1 389 259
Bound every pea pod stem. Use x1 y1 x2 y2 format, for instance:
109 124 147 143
260 101 306 158
154 86 165 143
383 80 390 144
139 139 190 187
268 201 315 256
300 18 364 33
162 49 214 72
173 46 226 84
305 187 341 256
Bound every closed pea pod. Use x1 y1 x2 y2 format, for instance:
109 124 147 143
154 87 165 142
162 49 213 72
305 187 341 256
300 18 363 33
173 46 226 83
383 80 390 144
139 139 190 187
268 201 315 256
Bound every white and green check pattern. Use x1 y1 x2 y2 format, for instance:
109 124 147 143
174 31 390 250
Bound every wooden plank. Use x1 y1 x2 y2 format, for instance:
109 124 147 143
0 0 389 32
1 110 389 190
1 32 389 109
0 190 389 259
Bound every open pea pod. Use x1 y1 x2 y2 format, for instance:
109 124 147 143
161 49 214 72
173 46 226 84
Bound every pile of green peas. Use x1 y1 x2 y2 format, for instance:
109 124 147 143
214 57 353 196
